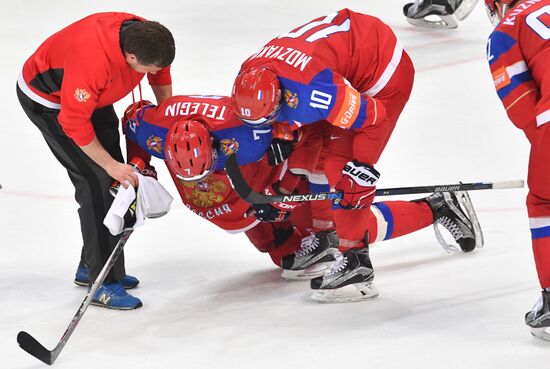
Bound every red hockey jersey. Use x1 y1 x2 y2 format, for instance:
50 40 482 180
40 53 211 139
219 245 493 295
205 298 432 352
238 9 405 131
19 12 172 145
487 0 550 130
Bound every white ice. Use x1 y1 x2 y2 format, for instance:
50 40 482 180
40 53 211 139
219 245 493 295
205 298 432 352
1 1 548 368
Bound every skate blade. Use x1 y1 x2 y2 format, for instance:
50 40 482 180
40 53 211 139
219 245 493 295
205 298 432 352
454 0 480 21
311 282 379 304
405 14 458 29
281 262 333 281
456 190 484 249
530 326 550 341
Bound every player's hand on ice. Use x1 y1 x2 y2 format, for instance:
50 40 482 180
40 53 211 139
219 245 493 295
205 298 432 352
250 182 302 222
267 123 301 166
335 160 379 209
107 161 139 189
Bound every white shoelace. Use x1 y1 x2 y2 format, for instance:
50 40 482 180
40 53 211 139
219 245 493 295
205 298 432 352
295 234 320 258
327 254 347 276
434 217 463 253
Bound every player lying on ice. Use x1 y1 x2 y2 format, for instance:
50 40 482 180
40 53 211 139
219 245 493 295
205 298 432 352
230 8 484 302
121 95 483 303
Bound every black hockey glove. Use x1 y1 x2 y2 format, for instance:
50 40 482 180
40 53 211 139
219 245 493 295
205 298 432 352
267 139 294 166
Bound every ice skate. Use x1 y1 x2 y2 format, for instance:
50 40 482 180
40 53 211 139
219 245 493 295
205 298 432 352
403 0 479 29
310 246 378 303
425 191 483 252
281 230 341 280
525 290 550 341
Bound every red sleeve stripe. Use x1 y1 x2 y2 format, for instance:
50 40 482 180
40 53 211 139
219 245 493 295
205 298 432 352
17 72 61 109
365 40 403 97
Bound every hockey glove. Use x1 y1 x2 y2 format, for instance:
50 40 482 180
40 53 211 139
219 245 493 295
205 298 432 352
251 182 303 222
267 123 301 166
335 160 380 210
141 164 158 180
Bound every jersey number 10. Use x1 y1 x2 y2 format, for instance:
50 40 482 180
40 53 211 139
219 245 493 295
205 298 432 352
278 12 350 43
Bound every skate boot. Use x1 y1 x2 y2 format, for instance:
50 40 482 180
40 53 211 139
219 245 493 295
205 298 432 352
425 191 483 252
281 230 341 280
74 266 139 289
525 290 550 341
91 281 143 310
403 0 479 29
310 245 378 303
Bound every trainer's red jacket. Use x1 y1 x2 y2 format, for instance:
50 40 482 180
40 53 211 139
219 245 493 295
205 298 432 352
19 12 171 146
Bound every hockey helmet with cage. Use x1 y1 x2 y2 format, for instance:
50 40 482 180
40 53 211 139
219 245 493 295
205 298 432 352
484 0 516 25
231 67 281 127
165 120 218 182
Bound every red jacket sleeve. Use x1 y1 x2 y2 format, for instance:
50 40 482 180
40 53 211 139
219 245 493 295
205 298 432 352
57 57 107 146
147 66 172 86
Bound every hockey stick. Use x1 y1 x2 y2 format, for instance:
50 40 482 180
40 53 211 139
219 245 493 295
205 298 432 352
17 229 134 365
225 153 524 204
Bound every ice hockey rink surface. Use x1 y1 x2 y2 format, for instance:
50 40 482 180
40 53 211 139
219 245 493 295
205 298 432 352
1 1 548 368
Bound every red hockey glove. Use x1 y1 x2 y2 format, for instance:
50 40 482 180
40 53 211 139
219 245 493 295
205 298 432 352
251 182 303 222
335 160 380 210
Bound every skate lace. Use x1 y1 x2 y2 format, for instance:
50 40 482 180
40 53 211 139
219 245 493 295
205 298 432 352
295 234 320 257
439 217 464 240
327 254 347 276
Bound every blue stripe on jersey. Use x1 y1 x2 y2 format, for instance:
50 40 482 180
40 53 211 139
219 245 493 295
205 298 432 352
531 226 550 240
132 112 169 160
278 69 337 126
488 31 517 66
350 97 369 129
309 182 330 193
496 71 533 100
211 126 272 171
372 202 394 240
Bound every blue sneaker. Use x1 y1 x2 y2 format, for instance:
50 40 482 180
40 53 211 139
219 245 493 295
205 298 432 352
91 282 143 310
74 266 139 289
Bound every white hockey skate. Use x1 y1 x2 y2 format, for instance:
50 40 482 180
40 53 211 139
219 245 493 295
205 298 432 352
403 0 480 29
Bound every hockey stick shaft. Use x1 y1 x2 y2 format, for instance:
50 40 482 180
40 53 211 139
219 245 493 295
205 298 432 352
17 229 133 365
225 154 524 204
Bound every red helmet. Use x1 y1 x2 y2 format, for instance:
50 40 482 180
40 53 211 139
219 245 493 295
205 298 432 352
231 67 281 127
122 100 153 124
484 0 516 25
165 120 218 182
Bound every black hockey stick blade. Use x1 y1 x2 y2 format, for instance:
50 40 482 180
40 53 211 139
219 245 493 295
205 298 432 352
225 153 524 204
17 331 54 365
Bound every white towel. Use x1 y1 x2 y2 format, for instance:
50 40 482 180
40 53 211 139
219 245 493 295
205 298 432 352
103 174 173 235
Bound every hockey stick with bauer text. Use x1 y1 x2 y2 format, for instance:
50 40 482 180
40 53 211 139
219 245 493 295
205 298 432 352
17 229 134 365
225 153 524 204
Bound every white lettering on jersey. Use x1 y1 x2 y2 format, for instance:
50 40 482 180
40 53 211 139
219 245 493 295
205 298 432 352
164 102 227 120
502 0 542 26
186 204 232 220
250 46 312 72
